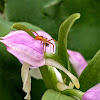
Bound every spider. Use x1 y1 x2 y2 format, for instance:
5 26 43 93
25 29 58 52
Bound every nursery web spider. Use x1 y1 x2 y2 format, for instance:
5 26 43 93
25 29 58 52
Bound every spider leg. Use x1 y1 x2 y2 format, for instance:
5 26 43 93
47 41 54 53
43 42 44 51
47 39 58 43
45 42 46 52
25 29 39 36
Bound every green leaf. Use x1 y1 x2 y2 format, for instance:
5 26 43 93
41 89 75 100
39 66 58 91
58 13 80 68
57 13 80 84
79 49 100 92
12 23 35 38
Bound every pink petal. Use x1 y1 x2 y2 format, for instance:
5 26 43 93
0 30 45 67
82 83 100 100
68 50 87 77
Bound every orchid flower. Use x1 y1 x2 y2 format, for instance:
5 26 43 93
0 30 81 99
0 30 56 100
0 30 45 99
82 83 100 100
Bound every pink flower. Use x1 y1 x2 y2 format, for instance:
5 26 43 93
82 83 100 100
0 30 55 68
68 50 87 77
0 30 87 76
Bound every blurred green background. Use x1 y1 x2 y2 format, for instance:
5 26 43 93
0 0 100 100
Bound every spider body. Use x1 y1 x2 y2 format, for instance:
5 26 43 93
26 29 58 52
36 37 49 46
35 36 47 43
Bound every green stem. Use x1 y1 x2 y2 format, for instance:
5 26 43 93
62 89 84 99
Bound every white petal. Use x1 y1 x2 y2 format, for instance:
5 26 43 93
29 68 43 79
21 62 31 100
53 67 63 83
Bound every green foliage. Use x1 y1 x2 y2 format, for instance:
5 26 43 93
41 89 75 100
79 49 100 92
5 0 100 59
57 13 80 84
58 13 80 68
